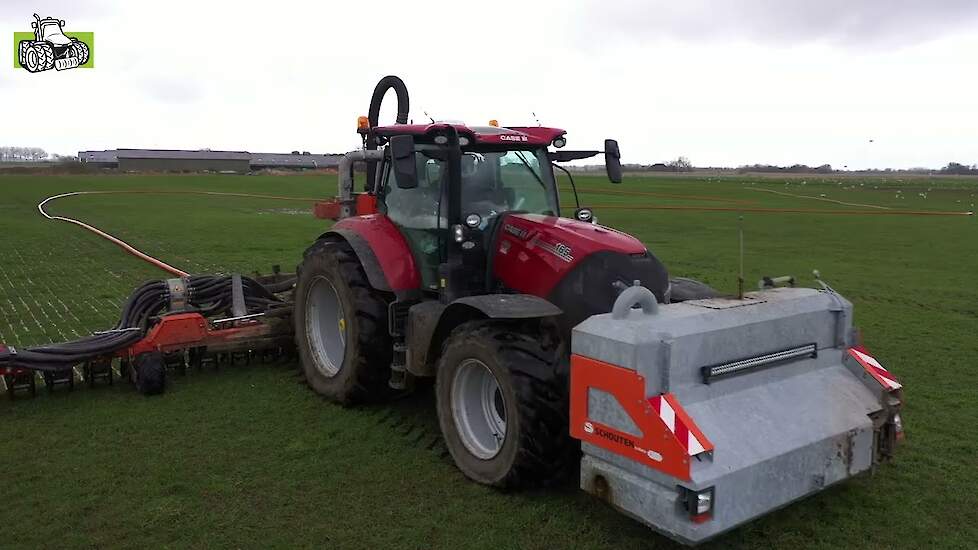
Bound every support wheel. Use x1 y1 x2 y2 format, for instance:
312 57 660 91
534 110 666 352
436 320 571 489
134 353 166 395
294 239 393 405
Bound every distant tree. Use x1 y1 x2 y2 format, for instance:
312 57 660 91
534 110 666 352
0 146 48 162
941 162 977 175
667 156 693 172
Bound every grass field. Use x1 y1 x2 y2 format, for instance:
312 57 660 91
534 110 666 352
1 172 976 549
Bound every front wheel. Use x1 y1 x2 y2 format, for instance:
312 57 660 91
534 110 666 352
70 39 90 65
435 320 571 489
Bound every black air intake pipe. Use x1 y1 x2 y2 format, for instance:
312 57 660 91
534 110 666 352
365 75 410 190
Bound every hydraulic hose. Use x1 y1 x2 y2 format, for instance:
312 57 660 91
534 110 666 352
0 275 287 372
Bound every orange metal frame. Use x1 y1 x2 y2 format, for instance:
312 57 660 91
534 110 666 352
570 354 705 481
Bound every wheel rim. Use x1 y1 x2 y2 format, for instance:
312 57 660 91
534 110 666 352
305 276 347 377
26 50 37 70
451 359 507 460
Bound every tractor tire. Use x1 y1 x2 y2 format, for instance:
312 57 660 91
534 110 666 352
70 39 90 65
294 239 394 405
30 43 54 72
134 352 166 395
21 43 41 72
435 320 571 489
669 277 719 302
18 41 30 66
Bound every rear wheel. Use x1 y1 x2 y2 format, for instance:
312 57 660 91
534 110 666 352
436 320 571 489
295 239 394 404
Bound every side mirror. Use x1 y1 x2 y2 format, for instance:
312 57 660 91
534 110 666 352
60 20 66 27
605 139 622 183
390 135 418 189
31 22 37 29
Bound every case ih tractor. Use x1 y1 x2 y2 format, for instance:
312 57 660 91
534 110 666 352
297 76 905 543
0 75 904 545
18 13 90 73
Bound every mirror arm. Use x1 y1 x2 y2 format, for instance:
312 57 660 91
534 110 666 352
551 162 580 209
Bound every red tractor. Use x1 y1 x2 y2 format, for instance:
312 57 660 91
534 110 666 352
297 76 704 487
298 78 903 544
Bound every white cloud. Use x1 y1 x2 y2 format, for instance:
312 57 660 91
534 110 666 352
2 0 976 169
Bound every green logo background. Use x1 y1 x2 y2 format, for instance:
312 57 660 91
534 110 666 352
13 31 95 69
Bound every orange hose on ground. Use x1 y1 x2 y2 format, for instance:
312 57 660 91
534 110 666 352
37 190 326 277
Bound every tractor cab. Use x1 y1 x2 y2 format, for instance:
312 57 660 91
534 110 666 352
372 123 563 291
32 15 72 46
368 122 624 302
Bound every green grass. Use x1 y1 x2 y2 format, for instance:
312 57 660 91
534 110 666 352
1 172 976 549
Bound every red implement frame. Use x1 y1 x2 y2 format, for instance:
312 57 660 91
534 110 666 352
119 313 288 359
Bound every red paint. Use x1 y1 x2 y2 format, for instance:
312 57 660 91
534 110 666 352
649 394 714 456
332 214 420 291
691 512 712 524
492 213 646 297
373 123 565 147
569 354 695 481
314 194 379 220
314 198 342 220
356 193 378 215
846 348 902 391
123 313 280 357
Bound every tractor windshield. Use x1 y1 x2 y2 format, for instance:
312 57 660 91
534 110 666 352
383 147 557 230
382 146 559 289
39 21 63 40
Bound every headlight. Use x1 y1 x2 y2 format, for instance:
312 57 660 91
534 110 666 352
553 137 567 148
680 486 714 523
434 135 449 145
696 491 712 515
459 136 470 146
465 213 482 228
452 224 464 243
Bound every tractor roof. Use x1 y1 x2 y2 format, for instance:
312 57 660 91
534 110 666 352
373 123 565 147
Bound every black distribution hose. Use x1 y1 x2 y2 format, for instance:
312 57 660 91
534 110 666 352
365 75 410 190
0 275 288 372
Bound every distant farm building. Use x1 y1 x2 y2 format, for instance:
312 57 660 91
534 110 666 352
78 149 342 172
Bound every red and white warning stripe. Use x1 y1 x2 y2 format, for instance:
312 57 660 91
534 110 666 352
848 348 902 391
648 393 713 456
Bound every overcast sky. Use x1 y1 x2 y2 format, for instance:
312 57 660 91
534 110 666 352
2 0 977 169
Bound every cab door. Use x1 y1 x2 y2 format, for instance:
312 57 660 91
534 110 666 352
376 153 446 291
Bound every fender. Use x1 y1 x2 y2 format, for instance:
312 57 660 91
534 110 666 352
405 294 562 377
322 214 420 292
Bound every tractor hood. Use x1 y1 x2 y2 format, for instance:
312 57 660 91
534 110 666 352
504 213 647 258
492 213 669 329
